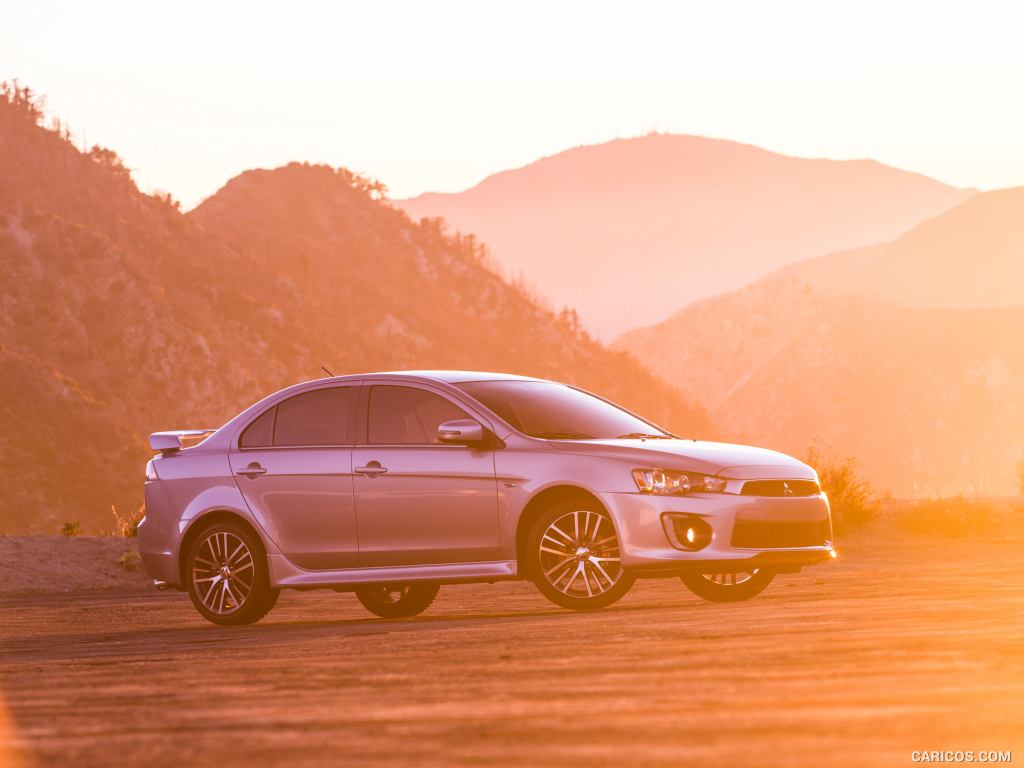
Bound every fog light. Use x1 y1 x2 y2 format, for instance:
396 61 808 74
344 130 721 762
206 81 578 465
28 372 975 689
662 514 713 551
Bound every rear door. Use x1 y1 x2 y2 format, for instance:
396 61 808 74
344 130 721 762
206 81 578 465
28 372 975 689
352 383 500 567
229 383 359 570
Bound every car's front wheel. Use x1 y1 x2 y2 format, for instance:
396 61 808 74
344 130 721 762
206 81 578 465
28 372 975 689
355 583 440 618
527 500 635 610
185 521 280 625
680 568 774 602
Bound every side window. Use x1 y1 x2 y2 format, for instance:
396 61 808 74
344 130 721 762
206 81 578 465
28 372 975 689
368 386 470 445
273 387 356 446
240 408 276 448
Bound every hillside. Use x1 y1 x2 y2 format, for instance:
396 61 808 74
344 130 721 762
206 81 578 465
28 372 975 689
771 187 1024 307
616 278 1024 495
0 89 708 534
397 133 974 338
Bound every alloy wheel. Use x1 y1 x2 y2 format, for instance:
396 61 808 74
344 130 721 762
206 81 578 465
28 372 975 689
362 585 414 605
537 509 623 598
354 582 440 618
702 568 759 586
191 531 255 615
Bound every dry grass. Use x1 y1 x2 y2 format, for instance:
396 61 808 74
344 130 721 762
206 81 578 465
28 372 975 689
897 495 999 536
805 445 881 531
111 503 145 538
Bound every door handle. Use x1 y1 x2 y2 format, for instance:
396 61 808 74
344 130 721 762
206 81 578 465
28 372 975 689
236 463 267 478
354 461 388 478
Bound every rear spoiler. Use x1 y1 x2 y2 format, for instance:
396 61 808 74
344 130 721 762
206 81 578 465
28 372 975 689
149 429 217 455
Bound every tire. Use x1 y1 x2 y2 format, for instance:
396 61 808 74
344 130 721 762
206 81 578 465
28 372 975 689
355 583 440 618
185 521 280 626
680 568 774 602
527 498 635 611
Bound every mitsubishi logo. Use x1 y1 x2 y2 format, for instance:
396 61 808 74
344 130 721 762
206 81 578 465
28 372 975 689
783 482 793 496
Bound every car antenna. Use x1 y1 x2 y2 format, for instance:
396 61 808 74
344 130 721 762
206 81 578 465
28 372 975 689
320 365 335 378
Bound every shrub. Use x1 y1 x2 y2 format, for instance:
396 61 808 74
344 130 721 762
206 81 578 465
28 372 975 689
897 497 995 537
111 503 144 537
117 551 142 572
1 80 45 123
87 145 131 178
805 445 879 531
61 520 81 537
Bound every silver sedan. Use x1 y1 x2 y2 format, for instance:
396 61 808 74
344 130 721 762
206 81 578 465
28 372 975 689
140 371 835 625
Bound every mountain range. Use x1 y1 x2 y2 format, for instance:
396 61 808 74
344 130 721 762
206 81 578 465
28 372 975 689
616 189 1024 495
398 133 975 338
770 187 1024 308
0 92 707 534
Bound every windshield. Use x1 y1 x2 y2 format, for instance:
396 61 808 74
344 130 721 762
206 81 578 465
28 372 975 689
456 380 671 440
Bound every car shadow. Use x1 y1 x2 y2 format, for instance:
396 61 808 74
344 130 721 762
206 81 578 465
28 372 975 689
1 596 696 664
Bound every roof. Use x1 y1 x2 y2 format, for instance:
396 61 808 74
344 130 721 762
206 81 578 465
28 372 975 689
365 370 547 384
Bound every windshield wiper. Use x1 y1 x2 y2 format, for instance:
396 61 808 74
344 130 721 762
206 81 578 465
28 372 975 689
532 431 594 440
615 432 674 440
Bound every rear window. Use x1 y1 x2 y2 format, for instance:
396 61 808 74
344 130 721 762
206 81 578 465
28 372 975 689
239 408 275 448
239 386 356 448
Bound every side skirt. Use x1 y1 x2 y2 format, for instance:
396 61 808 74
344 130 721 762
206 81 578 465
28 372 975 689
268 555 520 589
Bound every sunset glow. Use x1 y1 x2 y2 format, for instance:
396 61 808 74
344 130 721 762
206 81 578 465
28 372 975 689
6 0 1024 208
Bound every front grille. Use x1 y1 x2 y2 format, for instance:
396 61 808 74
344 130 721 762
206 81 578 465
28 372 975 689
731 519 831 548
741 479 819 497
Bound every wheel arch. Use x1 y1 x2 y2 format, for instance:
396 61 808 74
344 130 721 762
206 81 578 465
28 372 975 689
177 509 269 584
515 484 611 578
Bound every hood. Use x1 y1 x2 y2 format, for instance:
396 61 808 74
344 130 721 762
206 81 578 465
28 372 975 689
548 438 816 480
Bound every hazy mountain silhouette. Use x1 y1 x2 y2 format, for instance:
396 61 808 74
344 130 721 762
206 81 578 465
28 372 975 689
397 133 974 338
0 90 708 534
771 187 1024 307
615 276 1024 496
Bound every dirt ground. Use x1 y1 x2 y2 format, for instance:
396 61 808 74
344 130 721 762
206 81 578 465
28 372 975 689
1 533 1021 768
0 536 150 595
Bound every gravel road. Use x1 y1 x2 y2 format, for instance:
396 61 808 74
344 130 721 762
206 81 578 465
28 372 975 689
1 535 1021 767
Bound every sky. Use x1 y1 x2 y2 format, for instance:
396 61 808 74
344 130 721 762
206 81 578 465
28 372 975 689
4 0 1023 209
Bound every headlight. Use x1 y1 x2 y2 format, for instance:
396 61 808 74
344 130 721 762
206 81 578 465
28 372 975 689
632 468 726 494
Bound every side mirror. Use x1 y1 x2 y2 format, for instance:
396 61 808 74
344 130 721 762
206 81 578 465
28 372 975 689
438 419 485 445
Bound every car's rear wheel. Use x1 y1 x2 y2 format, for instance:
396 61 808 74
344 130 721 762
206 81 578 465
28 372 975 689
185 521 279 625
355 583 440 618
680 568 774 602
528 500 634 610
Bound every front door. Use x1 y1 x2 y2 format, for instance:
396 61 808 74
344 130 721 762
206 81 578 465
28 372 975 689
230 384 359 570
353 384 500 567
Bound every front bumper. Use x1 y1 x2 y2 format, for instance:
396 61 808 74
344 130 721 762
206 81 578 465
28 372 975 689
601 490 835 573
